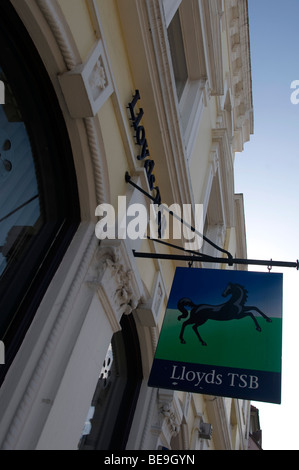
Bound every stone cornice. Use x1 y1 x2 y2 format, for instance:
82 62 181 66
206 397 233 450
225 0 253 151
212 128 235 228
199 0 224 96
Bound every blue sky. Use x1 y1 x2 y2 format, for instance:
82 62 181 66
234 0 299 450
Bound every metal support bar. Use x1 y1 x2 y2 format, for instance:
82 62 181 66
132 251 299 270
125 172 233 261
126 172 299 271
125 171 158 202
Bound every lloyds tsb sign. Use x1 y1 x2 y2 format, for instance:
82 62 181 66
148 268 283 404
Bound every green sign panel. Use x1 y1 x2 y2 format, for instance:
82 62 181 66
148 268 283 404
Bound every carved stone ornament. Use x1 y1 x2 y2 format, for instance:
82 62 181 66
159 403 180 438
86 241 142 331
89 58 107 99
152 390 183 446
136 272 165 327
58 39 113 118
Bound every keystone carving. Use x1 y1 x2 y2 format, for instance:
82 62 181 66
159 403 180 438
152 390 183 446
86 241 142 331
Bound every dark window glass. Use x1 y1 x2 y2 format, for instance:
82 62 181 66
78 315 143 450
0 0 80 382
167 10 188 100
0 68 43 278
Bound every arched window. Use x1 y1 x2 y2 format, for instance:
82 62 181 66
0 0 80 382
78 315 143 450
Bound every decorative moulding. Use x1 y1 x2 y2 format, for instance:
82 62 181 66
157 389 183 446
136 272 165 327
58 39 113 118
86 240 144 331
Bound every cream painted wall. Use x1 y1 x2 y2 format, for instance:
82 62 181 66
209 96 218 130
0 0 252 452
225 227 237 257
93 0 179 312
94 0 248 451
96 0 136 106
222 29 230 87
60 0 248 452
97 99 128 208
135 238 157 296
57 0 95 60
189 107 212 205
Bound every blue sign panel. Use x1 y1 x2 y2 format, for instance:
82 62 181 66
148 268 283 404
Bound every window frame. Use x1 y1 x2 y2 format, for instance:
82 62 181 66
78 315 143 450
166 0 208 159
0 0 80 382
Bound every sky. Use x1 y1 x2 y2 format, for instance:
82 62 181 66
234 0 299 450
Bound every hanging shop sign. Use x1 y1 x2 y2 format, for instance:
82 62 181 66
148 267 283 404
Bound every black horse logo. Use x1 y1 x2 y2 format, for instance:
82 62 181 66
177 282 272 346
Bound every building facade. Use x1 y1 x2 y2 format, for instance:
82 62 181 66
0 0 253 450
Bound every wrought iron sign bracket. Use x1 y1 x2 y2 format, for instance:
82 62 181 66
132 249 299 270
125 172 299 270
